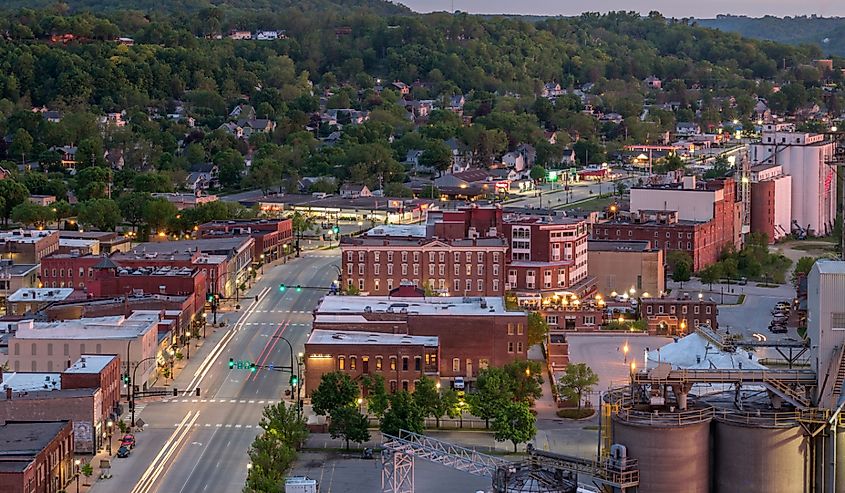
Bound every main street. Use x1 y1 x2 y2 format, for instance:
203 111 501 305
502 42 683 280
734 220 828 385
91 250 340 493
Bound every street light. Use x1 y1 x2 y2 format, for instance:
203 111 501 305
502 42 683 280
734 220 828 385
74 459 81 493
106 420 113 455
623 343 629 363
185 331 191 360
357 397 364 414
630 361 637 375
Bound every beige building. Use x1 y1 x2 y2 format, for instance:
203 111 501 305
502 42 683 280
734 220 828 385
0 262 39 304
588 240 664 296
7 311 168 391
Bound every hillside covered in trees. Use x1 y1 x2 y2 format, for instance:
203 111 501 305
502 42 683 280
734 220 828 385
0 2 838 234
697 15 845 57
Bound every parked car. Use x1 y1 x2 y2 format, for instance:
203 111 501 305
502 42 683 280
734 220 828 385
117 446 131 458
120 434 135 449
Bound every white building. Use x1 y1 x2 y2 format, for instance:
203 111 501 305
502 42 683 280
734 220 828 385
749 164 792 242
808 260 845 409
629 176 718 222
750 123 837 236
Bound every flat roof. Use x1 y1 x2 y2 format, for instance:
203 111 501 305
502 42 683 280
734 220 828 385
588 240 653 252
59 238 98 247
366 225 427 238
308 329 438 346
14 312 161 340
316 296 522 317
0 264 38 276
1 372 61 392
64 354 117 374
815 260 845 274
130 237 251 255
0 421 68 457
8 288 74 303
0 229 56 244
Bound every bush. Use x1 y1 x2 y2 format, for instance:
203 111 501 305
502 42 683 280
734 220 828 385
556 408 596 419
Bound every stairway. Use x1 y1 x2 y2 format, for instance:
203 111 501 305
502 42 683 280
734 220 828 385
832 346 845 403
764 376 810 409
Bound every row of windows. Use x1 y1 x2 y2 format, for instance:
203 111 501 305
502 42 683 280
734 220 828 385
337 354 436 372
349 263 500 277
347 250 502 264
645 304 712 315
43 267 95 278
348 278 498 293
14 342 101 356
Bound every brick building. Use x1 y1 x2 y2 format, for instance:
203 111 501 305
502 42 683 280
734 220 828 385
61 354 122 423
749 164 792 243
341 235 507 296
0 421 74 493
309 294 528 388
640 297 718 334
588 240 665 297
0 230 59 264
305 330 439 394
198 218 293 263
501 215 591 296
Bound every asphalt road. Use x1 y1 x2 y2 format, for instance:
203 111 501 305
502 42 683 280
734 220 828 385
91 251 340 493
505 174 641 210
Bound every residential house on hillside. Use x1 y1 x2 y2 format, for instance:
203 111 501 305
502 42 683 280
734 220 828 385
675 122 701 137
445 138 471 174
339 184 372 199
544 131 557 145
186 163 219 191
51 146 77 168
405 149 428 173
229 30 252 40
33 107 63 123
644 76 662 89
392 81 410 95
105 149 124 169
542 82 565 99
448 95 465 114
561 148 577 166
229 104 256 120
256 30 286 40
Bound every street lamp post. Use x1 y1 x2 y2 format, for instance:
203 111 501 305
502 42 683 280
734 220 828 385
272 335 301 413
106 420 113 455
185 331 191 360
623 342 629 363
202 313 208 339
130 356 158 428
74 459 80 493
260 254 265 274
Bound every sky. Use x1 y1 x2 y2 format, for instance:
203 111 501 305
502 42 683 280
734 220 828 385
397 0 845 18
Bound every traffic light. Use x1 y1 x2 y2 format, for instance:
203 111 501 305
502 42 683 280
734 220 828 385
122 374 130 384
295 285 302 292
279 284 286 292
249 362 257 373
207 293 214 303
290 375 299 386
228 358 234 369
332 225 340 234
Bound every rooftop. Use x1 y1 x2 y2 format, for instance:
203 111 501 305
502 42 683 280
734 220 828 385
815 260 845 275
130 238 252 255
7 288 74 303
0 263 38 276
307 329 438 346
13 311 162 340
588 240 654 252
64 354 117 374
0 229 57 244
1 372 61 393
365 225 427 238
0 421 68 458
315 296 522 317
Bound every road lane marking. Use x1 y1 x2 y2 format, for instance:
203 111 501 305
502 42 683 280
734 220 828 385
137 411 201 493
131 410 198 493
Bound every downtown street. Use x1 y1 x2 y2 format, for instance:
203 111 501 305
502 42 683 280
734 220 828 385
91 251 339 493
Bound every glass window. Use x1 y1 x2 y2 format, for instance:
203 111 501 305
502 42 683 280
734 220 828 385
376 356 383 370
338 356 345 370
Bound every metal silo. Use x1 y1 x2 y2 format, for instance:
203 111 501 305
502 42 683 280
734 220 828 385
611 405 712 493
703 391 811 493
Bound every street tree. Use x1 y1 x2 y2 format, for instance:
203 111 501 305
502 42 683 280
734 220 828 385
0 179 28 224
143 198 178 233
380 391 425 437
792 256 817 285
11 203 55 228
557 363 599 409
530 165 547 182
492 401 537 453
117 192 153 231
76 198 122 231
328 406 370 450
362 374 390 418
259 402 308 450
431 388 461 428
311 371 358 416
468 367 514 428
245 432 295 493
503 360 544 404
527 312 549 346
699 263 722 290
412 376 440 424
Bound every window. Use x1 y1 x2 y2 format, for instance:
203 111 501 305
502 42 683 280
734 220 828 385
477 252 483 263
387 252 393 262
454 280 460 292
429 252 435 263
584 315 596 325
374 279 380 291
358 279 364 290
47 343 53 356
546 316 558 325
670 306 676 314
517 342 524 353
390 357 397 370
387 279 394 291
694 305 700 314
508 342 514 353
402 252 408 262
493 252 500 263
358 264 364 275
452 358 461 372
492 280 499 292
374 264 380 275
347 264 353 275
402 264 408 275
477 264 483 275
465 279 472 292
338 356 345 370
376 356 383 370
493 264 499 276
347 251 353 262
479 359 489 370
413 252 419 262
682 306 687 314
402 356 409 371
466 264 471 276
79 267 84 277
374 252 380 262
439 265 445 276
31 343 36 356
508 323 514 335
454 264 460 276
414 356 421 371
706 306 712 314
350 356 356 370
477 280 483 292
413 264 419 275
357 252 365 263
658 305 665 314
517 323 523 335
387 264 393 275
390 380 397 393
402 380 409 392
466 252 471 262
439 252 445 263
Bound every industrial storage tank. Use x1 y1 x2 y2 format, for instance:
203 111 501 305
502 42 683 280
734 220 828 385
703 392 811 493
611 405 712 493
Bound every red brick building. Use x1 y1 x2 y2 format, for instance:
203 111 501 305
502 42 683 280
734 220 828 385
309 294 528 389
501 215 591 296
640 296 718 334
61 354 122 423
0 421 74 493
0 230 60 264
305 330 439 394
198 218 293 263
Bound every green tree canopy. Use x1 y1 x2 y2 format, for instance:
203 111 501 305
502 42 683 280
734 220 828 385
557 363 599 410
77 198 122 231
10 202 55 228
311 371 358 417
491 401 537 453
328 406 370 450
380 391 425 437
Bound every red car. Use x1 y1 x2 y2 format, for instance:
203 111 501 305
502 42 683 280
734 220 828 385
120 434 136 449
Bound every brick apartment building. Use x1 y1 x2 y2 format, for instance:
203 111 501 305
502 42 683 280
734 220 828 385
0 230 60 264
640 296 718 334
308 291 528 390
0 421 74 493
604 177 743 272
198 218 293 263
305 330 439 394
501 215 591 296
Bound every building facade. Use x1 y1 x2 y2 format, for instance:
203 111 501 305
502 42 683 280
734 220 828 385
0 230 60 264
640 297 719 334
0 421 74 493
588 240 665 296
198 218 293 263
749 164 793 243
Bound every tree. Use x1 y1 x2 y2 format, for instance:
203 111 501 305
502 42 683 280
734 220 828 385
492 401 536 453
259 401 308 450
143 198 178 233
76 199 122 231
699 263 722 290
0 180 30 224
667 251 693 285
503 360 543 404
11 203 55 228
419 141 452 176
311 371 358 417
245 432 295 493
793 256 817 284
380 391 425 437
527 312 549 346
328 406 370 450
117 192 152 231
432 388 461 428
720 257 739 281
412 376 440 425
10 129 33 165
468 367 513 428
557 363 599 410
384 182 413 198
529 165 547 182
362 374 390 418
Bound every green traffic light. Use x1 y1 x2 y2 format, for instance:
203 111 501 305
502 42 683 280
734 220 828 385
295 285 302 292
290 375 299 386
228 358 234 369
279 284 286 292
250 364 257 372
